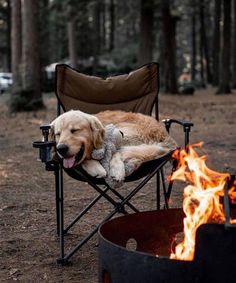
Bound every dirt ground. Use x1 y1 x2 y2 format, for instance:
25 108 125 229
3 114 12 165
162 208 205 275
0 87 236 282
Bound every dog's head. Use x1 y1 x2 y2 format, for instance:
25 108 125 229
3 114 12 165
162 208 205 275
50 110 105 168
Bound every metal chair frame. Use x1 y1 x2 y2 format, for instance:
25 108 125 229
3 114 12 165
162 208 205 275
34 63 194 264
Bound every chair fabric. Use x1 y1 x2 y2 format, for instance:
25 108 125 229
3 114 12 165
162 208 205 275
56 63 162 185
56 63 159 115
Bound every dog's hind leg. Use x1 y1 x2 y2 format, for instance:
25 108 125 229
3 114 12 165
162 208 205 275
110 143 173 180
120 144 171 162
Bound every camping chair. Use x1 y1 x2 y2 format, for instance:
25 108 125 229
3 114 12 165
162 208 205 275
33 62 193 264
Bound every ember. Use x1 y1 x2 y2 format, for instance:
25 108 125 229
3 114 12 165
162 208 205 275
170 143 236 261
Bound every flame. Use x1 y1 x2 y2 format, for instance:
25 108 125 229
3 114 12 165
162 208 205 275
170 143 236 261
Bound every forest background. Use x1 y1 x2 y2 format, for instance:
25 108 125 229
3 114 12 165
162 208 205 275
0 0 235 112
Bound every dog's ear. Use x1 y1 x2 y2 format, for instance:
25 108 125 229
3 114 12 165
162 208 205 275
89 116 105 149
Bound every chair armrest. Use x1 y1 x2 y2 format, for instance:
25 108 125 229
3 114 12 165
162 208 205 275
162 119 194 133
162 119 194 149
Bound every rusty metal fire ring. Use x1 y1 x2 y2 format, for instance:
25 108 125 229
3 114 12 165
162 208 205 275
98 208 236 283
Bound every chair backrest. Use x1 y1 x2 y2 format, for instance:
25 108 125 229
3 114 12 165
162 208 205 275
55 63 159 118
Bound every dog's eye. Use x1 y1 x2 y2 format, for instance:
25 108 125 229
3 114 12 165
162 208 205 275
55 132 60 136
71 129 79 134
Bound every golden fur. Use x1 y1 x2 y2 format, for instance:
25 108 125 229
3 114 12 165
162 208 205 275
50 110 177 181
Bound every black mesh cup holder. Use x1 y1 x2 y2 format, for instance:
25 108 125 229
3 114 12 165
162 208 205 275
32 124 55 163
33 140 55 163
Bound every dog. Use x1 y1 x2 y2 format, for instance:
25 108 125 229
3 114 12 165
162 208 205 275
50 110 177 182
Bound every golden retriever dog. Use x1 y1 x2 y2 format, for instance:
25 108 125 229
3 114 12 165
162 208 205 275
50 110 177 182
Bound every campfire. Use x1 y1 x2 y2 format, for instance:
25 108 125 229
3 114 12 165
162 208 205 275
170 143 236 261
98 143 236 283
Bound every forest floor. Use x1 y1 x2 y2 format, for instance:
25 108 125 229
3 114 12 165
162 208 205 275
0 87 236 282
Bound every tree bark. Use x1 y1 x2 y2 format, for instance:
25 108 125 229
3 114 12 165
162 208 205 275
101 0 106 51
191 0 196 82
232 0 236 88
10 0 22 92
212 0 221 86
93 0 101 73
109 0 115 51
139 0 154 65
68 18 78 69
67 3 77 69
9 0 44 111
199 2 205 87
161 0 178 94
200 0 212 84
217 0 231 94
39 0 50 67
6 0 11 72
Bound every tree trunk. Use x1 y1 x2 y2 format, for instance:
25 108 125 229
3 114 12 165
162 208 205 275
67 4 77 69
199 2 206 87
10 0 22 92
101 0 106 51
6 0 11 72
93 0 101 73
109 0 115 51
39 0 50 67
212 0 221 86
217 0 231 94
200 0 212 84
232 0 236 88
191 0 196 82
161 0 178 94
20 0 44 110
139 0 154 65
68 18 77 69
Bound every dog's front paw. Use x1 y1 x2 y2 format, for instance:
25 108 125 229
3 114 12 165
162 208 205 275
109 153 125 182
82 160 107 178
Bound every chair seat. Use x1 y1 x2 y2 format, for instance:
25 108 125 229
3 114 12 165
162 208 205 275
63 150 174 185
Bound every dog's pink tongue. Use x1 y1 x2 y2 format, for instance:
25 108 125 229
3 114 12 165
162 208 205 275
63 156 76 168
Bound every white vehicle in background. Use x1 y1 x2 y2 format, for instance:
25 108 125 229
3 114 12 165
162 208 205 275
0 72 13 94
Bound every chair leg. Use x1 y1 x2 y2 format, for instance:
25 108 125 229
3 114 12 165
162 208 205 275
57 165 67 264
156 172 161 210
62 206 119 263
166 160 178 201
55 159 168 263
64 187 110 234
55 168 60 236
64 184 139 234
122 162 168 210
107 185 139 213
160 168 169 209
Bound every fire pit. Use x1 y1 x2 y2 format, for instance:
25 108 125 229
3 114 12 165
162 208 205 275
98 145 236 283
98 208 236 283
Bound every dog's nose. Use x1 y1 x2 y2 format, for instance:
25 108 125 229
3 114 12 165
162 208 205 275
56 144 69 157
